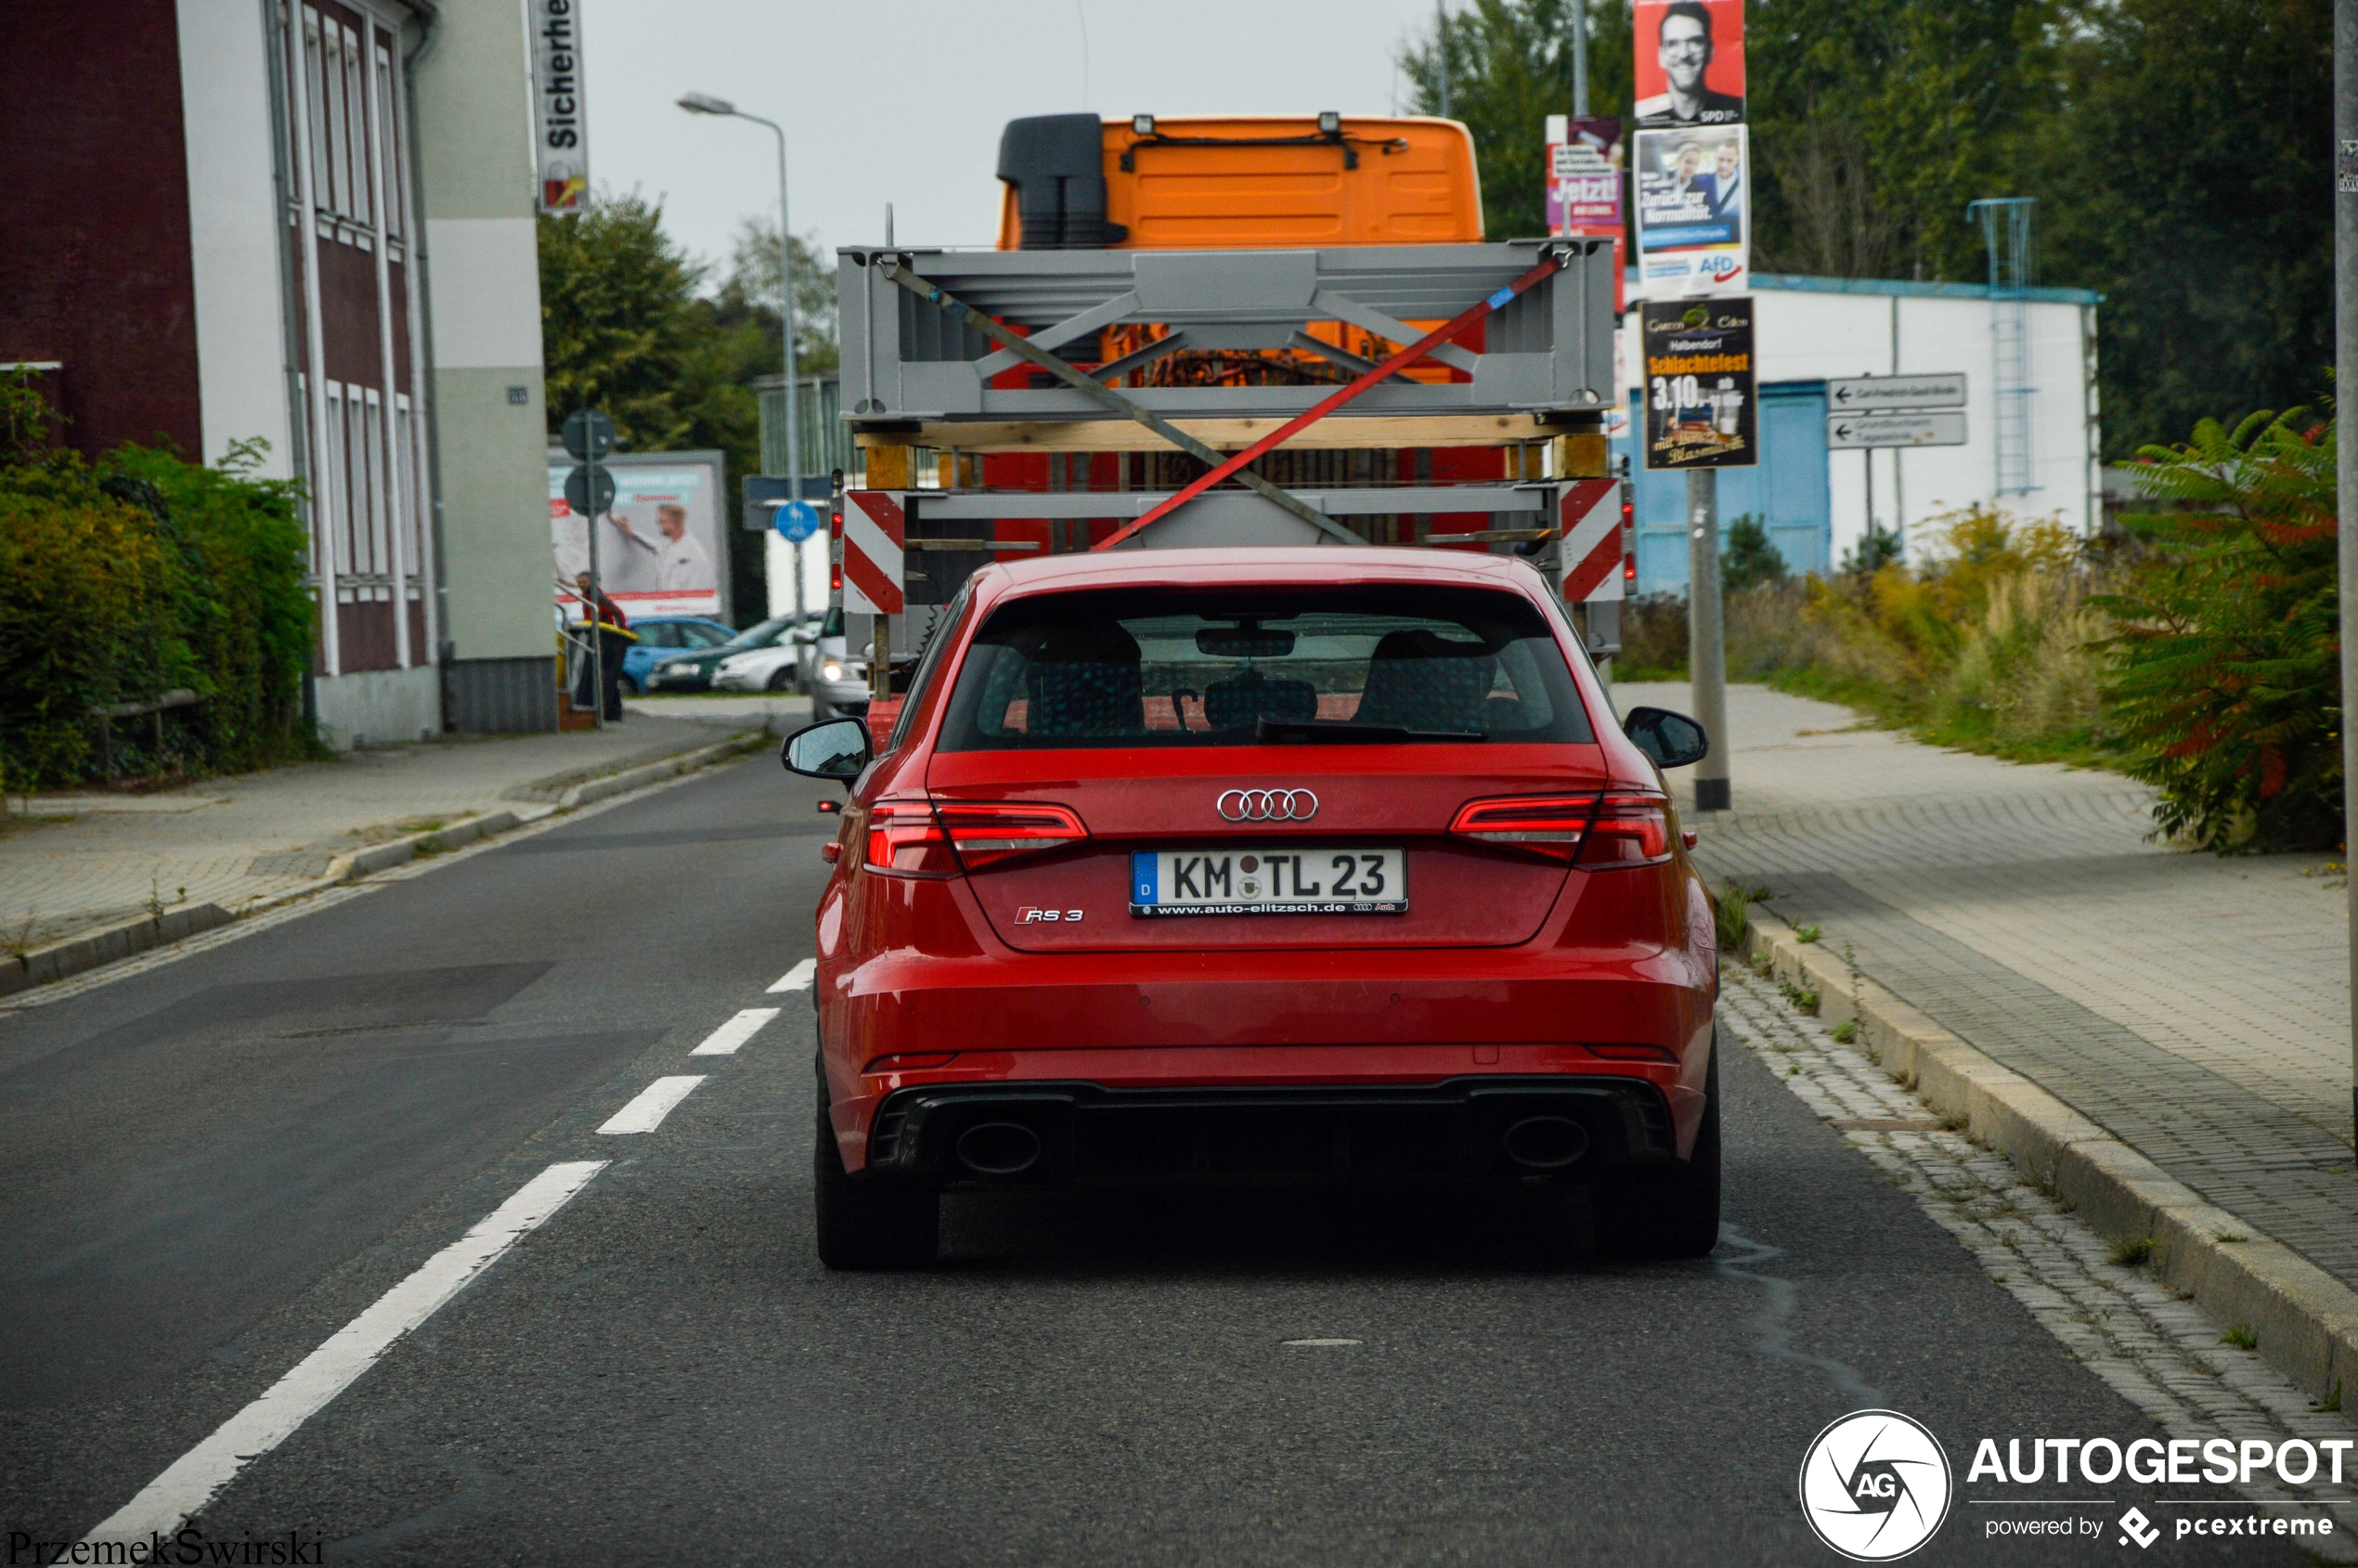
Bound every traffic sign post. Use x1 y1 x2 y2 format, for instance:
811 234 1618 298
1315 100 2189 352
1827 411 1968 449
1822 373 1966 557
561 408 617 729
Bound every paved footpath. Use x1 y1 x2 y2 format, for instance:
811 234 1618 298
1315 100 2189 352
1619 680 2358 1300
1 699 802 957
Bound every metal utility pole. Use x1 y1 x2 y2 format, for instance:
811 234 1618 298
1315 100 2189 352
679 92 800 620
1687 470 1730 810
1570 0 1589 116
2337 0 2357 1142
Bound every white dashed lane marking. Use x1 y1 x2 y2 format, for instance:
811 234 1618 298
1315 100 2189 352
690 1007 781 1056
81 1160 607 1545
597 1075 707 1134
766 958 817 993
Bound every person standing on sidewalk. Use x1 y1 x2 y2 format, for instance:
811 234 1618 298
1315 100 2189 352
571 572 637 721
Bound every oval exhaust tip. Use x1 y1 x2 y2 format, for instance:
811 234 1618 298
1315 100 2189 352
956 1121 1043 1176
1502 1114 1588 1171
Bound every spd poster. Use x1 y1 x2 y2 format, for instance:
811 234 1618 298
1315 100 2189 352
1632 0 1745 126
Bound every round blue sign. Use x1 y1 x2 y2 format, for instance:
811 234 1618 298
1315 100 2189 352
773 499 822 543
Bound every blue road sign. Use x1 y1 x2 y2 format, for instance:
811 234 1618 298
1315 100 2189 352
773 500 822 542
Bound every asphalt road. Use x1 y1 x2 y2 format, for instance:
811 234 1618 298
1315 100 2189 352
0 758 2306 1564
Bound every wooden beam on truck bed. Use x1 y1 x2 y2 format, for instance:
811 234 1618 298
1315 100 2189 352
853 413 1599 454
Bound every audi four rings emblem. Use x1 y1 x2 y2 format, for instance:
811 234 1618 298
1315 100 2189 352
1217 788 1318 823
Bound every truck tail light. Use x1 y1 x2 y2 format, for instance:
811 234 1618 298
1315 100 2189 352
1576 792 1671 867
936 801 1088 869
1448 793 1600 862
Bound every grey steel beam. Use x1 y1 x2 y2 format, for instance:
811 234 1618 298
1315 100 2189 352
912 484 1554 520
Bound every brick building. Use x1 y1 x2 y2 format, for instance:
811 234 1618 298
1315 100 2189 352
2 0 561 743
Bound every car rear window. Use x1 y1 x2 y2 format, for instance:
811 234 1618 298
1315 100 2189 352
935 584 1593 750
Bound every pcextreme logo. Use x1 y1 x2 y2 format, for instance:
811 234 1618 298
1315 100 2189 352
1799 1410 1955 1562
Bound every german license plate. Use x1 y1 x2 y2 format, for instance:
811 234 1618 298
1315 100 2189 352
1129 848 1406 916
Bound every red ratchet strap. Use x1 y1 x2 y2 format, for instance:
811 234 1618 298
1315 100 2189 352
1093 246 1573 551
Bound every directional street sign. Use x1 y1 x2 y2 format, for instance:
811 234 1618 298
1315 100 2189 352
1827 411 1967 449
1825 372 1967 412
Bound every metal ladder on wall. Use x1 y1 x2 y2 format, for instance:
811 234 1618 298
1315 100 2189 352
1970 199 2039 498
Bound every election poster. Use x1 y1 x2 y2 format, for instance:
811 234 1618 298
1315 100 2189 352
1632 123 1749 292
1639 297 1756 471
551 449 727 618
529 0 589 213
1632 0 1745 126
1547 113 1626 309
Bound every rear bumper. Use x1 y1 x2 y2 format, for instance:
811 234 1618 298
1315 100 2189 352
862 1075 1677 1186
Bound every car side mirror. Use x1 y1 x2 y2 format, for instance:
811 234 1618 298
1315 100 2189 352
1624 706 1709 770
782 716 870 781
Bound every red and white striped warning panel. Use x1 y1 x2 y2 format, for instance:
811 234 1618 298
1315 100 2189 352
1558 478 1625 604
842 490 905 616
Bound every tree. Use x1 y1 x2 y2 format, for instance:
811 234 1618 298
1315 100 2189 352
2032 0 2333 457
1721 513 1788 591
2092 409 2339 850
1399 0 1629 241
539 191 776 622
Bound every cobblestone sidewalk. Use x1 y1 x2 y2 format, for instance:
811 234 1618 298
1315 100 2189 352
1723 971 2358 1560
1617 680 2358 1298
1 710 777 953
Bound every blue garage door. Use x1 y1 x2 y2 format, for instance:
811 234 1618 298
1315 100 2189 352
1613 381 1832 595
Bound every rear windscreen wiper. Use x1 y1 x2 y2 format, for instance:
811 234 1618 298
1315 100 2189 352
1255 718 1485 744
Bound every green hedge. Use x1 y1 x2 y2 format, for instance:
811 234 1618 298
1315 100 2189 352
0 378 317 791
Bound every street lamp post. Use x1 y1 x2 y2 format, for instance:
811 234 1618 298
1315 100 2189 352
679 91 803 621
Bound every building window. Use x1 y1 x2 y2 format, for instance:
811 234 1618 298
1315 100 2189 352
303 11 331 212
374 39 403 237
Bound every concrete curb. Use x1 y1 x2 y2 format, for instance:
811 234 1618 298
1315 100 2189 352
1737 899 2358 1406
0 732 764 1001
0 902 237 998
550 732 768 810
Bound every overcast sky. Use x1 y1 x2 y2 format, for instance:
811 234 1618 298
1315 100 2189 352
575 0 1446 282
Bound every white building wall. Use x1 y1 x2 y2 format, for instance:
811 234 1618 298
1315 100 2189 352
1620 279 2098 571
175 0 295 476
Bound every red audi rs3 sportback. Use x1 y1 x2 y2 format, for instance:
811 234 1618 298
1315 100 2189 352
783 547 1720 1269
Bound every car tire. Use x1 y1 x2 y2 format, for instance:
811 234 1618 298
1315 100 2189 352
766 667 795 692
619 675 641 696
812 1062 939 1270
1596 1037 1721 1260
810 696 836 722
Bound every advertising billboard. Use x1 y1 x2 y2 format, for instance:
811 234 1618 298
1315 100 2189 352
1639 297 1756 471
1632 0 1745 126
551 450 726 619
1633 123 1749 292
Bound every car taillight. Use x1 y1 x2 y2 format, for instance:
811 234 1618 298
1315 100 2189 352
1448 794 1600 862
1576 791 1671 867
863 801 957 876
863 798 1089 876
935 800 1088 869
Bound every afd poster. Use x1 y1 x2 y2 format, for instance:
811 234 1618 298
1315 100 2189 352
1639 296 1756 471
551 451 726 618
1632 0 1745 126
1633 123 1749 292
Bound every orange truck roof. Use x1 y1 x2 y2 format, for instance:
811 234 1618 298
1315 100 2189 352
996 116 1483 251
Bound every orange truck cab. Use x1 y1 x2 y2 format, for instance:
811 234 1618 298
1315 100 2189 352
977 113 1518 538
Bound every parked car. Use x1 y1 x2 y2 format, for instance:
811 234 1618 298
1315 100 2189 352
711 628 817 693
621 616 737 693
781 548 1718 1270
642 615 805 693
